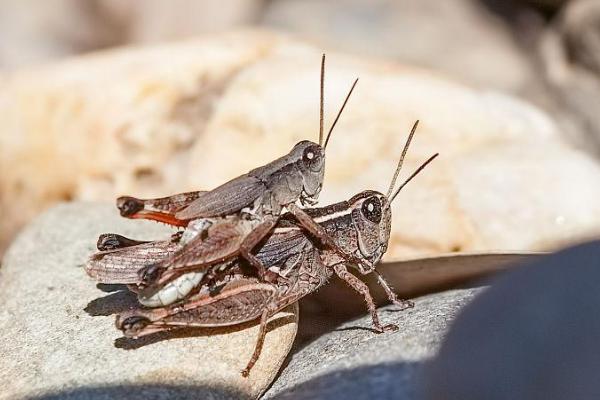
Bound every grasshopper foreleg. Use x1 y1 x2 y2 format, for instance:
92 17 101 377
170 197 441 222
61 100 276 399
373 270 414 310
332 263 398 333
288 204 375 271
239 216 279 282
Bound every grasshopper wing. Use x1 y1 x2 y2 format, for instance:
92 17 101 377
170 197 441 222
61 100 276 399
175 175 265 220
86 239 180 284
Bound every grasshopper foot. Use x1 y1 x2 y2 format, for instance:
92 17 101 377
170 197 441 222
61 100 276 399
392 299 414 311
374 323 399 333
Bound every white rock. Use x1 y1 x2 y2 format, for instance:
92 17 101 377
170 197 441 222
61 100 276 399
1 30 599 258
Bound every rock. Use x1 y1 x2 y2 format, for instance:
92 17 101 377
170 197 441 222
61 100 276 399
0 0 264 69
262 0 537 93
2 30 600 258
295 253 537 342
422 241 600 400
539 0 600 155
264 288 480 399
0 202 298 400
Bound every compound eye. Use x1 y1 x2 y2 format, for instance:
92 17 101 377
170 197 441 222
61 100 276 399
303 145 322 166
361 196 382 223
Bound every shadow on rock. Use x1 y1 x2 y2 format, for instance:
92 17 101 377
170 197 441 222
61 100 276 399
267 361 422 400
422 240 600 400
84 285 138 316
24 383 245 400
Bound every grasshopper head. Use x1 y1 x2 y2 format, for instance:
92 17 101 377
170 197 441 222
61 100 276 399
347 121 438 274
293 140 325 204
348 191 392 272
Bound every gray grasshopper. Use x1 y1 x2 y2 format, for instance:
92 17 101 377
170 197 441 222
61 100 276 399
106 122 438 376
93 55 373 293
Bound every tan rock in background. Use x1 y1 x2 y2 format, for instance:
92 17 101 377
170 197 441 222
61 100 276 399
1 30 600 257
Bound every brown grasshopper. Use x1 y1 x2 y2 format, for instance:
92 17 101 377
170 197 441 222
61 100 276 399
107 122 438 376
92 55 376 294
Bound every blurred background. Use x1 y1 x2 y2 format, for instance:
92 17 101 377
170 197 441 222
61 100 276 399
2 2 600 398
1 0 600 256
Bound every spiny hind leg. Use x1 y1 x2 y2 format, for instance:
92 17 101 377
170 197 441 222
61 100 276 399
242 309 271 377
116 191 204 226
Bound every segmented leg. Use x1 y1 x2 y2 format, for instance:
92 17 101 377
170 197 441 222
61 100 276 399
242 309 271 377
97 234 149 251
332 264 398 333
116 191 204 227
373 270 414 310
238 216 279 282
288 204 375 271
138 218 258 288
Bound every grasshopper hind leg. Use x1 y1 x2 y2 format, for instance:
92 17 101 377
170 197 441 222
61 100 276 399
242 309 271 377
97 233 149 251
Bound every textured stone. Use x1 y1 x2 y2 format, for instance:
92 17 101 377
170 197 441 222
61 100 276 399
0 202 298 400
2 30 600 257
423 241 600 400
264 289 480 399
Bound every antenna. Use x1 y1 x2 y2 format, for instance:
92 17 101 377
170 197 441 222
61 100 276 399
389 153 439 203
319 54 325 146
324 78 359 149
386 120 419 198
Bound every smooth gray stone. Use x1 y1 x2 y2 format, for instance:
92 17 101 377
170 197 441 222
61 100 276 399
265 288 480 399
0 202 298 400
423 240 600 400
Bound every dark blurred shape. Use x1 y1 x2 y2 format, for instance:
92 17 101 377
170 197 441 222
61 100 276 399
422 240 600 400
538 0 600 156
560 0 600 77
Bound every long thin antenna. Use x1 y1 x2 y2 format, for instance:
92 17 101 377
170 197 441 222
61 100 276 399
324 78 359 149
390 153 439 204
386 120 419 198
319 54 325 146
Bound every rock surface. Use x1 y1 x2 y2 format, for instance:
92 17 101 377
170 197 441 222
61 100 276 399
2 30 600 256
263 0 537 93
540 0 600 154
264 289 480 399
423 241 600 400
0 202 298 400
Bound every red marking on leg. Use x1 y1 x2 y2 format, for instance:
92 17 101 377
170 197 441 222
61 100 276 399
130 211 189 227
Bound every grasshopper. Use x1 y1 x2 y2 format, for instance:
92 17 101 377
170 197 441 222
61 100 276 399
107 122 438 376
96 55 374 294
